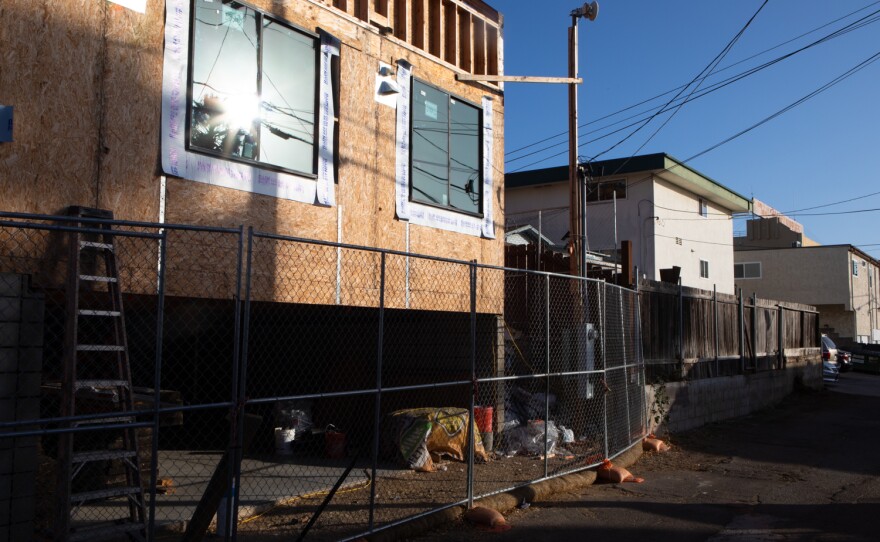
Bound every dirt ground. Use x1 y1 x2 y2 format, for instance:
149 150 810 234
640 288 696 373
231 444 607 541
413 372 880 542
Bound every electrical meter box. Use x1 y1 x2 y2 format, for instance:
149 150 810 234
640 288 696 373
578 323 597 400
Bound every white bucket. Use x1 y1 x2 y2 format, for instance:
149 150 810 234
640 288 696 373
274 427 296 456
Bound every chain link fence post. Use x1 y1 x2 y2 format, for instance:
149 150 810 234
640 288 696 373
147 230 168 535
369 252 386 530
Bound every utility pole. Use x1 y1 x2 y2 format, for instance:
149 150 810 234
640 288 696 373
568 2 598 277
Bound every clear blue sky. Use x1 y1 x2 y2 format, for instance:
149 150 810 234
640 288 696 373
495 0 880 254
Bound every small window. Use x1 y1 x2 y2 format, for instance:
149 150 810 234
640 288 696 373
188 1 318 176
734 262 761 279
587 180 626 202
699 198 708 218
853 260 859 276
411 80 482 215
700 259 709 279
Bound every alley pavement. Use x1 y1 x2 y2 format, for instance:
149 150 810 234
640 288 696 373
414 372 880 541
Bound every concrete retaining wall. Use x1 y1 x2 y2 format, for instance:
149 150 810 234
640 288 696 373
646 349 821 434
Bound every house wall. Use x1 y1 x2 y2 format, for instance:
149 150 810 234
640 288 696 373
582 175 655 274
505 172 740 294
734 246 851 307
504 182 569 246
847 252 880 343
734 246 880 344
0 0 505 310
816 304 853 341
652 178 736 294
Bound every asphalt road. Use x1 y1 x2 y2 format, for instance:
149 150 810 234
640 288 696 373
415 372 880 542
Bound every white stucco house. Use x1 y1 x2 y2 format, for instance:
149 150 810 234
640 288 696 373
505 153 752 294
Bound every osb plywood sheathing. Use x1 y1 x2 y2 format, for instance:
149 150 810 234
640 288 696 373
0 0 104 214
92 1 110 209
98 0 166 222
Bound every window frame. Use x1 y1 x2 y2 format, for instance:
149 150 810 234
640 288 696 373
185 0 320 178
700 259 709 279
853 259 860 276
587 179 627 203
408 77 484 217
699 198 708 218
734 262 762 279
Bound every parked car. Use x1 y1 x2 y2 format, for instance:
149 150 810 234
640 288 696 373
821 335 839 365
823 360 840 383
837 350 853 372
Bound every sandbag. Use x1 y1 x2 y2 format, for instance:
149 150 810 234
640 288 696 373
643 437 670 452
464 506 505 527
597 459 644 483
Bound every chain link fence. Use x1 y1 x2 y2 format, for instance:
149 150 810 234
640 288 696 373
0 213 645 541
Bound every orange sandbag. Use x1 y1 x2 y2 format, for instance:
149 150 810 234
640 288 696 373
464 506 507 528
643 437 670 452
597 459 644 483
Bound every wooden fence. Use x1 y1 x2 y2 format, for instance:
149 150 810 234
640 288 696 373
639 279 819 381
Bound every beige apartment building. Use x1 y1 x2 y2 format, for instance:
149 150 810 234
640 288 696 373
735 234 880 346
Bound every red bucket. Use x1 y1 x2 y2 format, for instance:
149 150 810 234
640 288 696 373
325 428 346 459
474 406 494 434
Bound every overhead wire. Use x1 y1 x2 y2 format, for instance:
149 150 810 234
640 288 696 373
593 0 770 167
504 0 880 159
506 4 880 171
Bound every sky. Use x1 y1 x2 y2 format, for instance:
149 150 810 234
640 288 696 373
493 0 880 255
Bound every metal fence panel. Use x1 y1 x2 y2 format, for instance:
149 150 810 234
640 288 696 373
0 215 647 541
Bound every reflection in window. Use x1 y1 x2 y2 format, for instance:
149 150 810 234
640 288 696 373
189 0 316 175
411 80 481 215
587 180 626 202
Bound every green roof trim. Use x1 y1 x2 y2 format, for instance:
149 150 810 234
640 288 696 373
506 152 752 213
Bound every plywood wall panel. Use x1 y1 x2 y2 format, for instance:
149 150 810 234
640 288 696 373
98 0 166 222
0 0 103 214
2 0 505 311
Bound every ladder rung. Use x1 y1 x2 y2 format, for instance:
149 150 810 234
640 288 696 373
80 241 115 250
74 416 134 425
71 486 142 503
72 449 138 464
68 522 146 542
78 309 122 317
79 275 118 283
76 344 125 351
75 379 130 390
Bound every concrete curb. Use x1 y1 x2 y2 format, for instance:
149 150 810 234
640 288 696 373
366 444 644 541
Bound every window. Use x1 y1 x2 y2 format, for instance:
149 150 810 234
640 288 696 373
188 0 317 176
699 198 708 217
411 80 482 215
700 259 709 279
587 180 626 202
734 262 761 279
853 260 859 276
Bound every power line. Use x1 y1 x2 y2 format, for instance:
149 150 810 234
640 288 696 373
507 8 880 171
594 0 770 168
504 0 880 162
678 48 880 167
504 1 880 160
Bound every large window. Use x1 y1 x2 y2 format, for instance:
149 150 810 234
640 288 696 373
188 0 317 175
734 262 761 279
411 80 482 215
587 180 626 202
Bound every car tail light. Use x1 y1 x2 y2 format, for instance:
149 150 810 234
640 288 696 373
822 351 830 360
